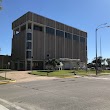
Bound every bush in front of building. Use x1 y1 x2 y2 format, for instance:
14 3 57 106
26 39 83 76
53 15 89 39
45 58 60 71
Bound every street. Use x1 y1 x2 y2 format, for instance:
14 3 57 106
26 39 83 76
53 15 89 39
1 76 110 110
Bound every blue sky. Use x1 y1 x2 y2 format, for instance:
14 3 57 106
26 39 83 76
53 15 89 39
0 0 110 62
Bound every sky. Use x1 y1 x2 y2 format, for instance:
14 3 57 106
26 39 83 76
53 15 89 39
0 0 110 63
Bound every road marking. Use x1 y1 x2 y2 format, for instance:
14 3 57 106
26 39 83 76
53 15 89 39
0 104 9 110
0 98 25 110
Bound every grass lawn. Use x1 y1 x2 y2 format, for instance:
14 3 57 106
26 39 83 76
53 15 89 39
29 69 110 78
29 70 95 78
30 70 74 78
0 76 10 80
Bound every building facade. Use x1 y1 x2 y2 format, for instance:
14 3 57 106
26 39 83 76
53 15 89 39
0 55 11 69
11 11 87 70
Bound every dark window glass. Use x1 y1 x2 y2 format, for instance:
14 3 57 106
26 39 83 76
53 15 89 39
73 35 79 41
21 25 26 31
65 32 72 39
80 37 85 43
28 23 31 29
34 25 43 32
46 27 55 35
56 30 64 37
26 42 32 49
86 46 87 50
27 33 32 40
26 51 31 58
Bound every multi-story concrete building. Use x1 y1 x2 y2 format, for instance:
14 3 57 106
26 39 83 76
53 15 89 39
11 11 87 70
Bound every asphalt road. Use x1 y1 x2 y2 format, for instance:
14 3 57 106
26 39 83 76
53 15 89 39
1 76 110 110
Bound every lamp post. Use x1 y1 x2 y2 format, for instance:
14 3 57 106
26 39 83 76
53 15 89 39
95 23 110 75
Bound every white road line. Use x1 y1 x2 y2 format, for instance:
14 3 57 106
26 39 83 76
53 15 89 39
0 104 9 110
0 98 25 110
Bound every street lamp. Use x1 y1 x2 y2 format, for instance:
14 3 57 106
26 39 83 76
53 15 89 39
95 23 110 75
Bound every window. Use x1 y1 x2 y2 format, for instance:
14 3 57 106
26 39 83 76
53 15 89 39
80 37 85 43
56 30 64 37
26 51 31 58
46 27 55 35
26 42 32 49
28 23 32 29
65 32 72 39
33 25 43 32
21 25 26 31
73 35 79 41
27 33 32 40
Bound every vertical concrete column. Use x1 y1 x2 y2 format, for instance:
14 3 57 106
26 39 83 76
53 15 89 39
72 29 73 59
43 18 46 69
64 25 65 58
17 26 21 70
55 21 56 58
85 34 87 66
31 14 34 70
79 32 80 60
25 22 28 70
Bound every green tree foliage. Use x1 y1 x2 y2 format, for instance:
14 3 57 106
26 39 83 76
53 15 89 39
106 59 110 67
45 58 60 70
0 0 2 10
92 56 102 67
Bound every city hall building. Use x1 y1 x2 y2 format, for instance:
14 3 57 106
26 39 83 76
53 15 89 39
11 11 87 70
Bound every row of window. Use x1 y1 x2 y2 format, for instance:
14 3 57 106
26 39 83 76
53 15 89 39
20 24 86 39
27 32 85 42
33 25 85 39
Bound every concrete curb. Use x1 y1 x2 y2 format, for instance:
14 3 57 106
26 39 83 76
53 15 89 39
64 75 82 78
0 80 16 84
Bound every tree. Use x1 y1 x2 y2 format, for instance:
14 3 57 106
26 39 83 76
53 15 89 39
106 59 110 68
87 63 95 68
45 58 60 70
92 56 102 68
0 0 2 10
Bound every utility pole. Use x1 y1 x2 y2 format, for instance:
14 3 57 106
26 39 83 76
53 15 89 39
100 36 102 70
100 36 102 58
